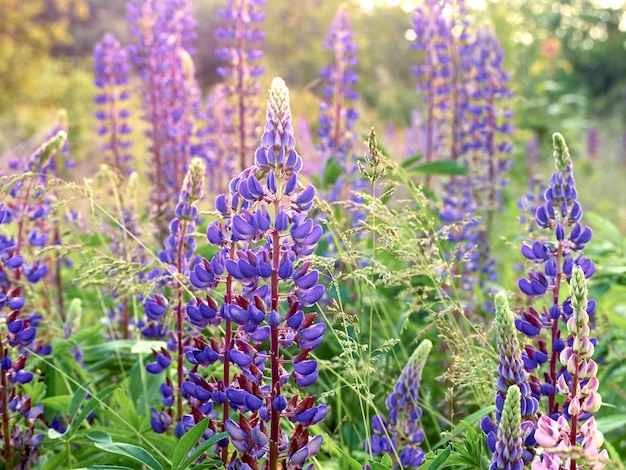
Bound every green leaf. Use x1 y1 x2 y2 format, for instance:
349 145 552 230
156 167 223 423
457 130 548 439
176 432 228 470
400 153 424 169
66 383 117 438
69 381 92 417
367 460 392 470
94 442 164 470
171 418 208 470
87 430 113 443
426 446 452 470
597 414 626 434
408 159 468 176
40 395 72 414
323 157 343 187
332 446 363 470
433 406 495 448
68 322 102 345
47 428 65 440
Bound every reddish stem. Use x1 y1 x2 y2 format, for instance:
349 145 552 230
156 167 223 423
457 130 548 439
548 242 564 415
569 371 580 470
269 204 281 470
221 241 236 465
1 338 12 466
174 220 189 423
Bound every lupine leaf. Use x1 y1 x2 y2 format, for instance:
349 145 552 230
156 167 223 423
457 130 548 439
171 418 208 470
94 442 164 470
175 432 228 470
407 159 468 176
426 446 452 470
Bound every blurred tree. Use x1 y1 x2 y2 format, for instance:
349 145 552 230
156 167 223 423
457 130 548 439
0 0 89 110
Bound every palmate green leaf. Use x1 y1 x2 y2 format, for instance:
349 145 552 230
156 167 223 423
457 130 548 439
175 431 228 470
94 442 164 470
432 406 495 448
367 453 394 470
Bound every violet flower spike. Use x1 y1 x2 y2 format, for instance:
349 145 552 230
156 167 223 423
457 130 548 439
367 340 432 469
215 0 266 173
481 293 538 465
183 78 325 470
0 132 66 468
142 158 205 433
93 32 133 176
127 0 201 239
491 385 524 470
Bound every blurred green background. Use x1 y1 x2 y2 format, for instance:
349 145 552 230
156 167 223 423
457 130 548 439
2 0 626 227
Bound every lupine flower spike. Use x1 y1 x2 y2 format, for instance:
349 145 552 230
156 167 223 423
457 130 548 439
143 158 205 433
532 267 608 470
492 385 524 470
482 293 538 466
215 0 266 173
1 131 67 468
127 0 200 238
516 133 595 416
183 77 326 469
368 340 432 469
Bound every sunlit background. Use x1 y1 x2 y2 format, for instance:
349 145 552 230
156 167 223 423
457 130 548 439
2 0 626 227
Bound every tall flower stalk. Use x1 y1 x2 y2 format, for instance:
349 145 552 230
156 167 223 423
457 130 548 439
482 293 538 466
142 158 205 431
482 133 605 469
0 131 66 468
127 0 199 238
317 6 366 235
215 0 266 174
184 78 325 469
367 340 432 469
532 267 607 469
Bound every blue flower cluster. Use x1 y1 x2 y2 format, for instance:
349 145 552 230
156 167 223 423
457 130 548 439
368 340 432 469
181 78 326 469
214 0 266 173
1 131 67 468
127 0 201 237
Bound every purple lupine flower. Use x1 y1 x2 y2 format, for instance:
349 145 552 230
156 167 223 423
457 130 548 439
491 385 524 470
142 158 205 432
317 7 367 235
199 84 236 195
93 32 133 176
411 0 458 164
317 6 359 167
458 27 512 210
127 0 200 238
511 134 605 468
586 128 599 161
532 268 608 469
214 0 265 174
367 340 432 469
0 132 66 468
183 78 326 469
481 293 538 465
